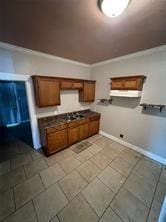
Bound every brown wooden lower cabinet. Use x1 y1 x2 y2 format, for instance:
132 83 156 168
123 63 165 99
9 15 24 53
42 114 100 156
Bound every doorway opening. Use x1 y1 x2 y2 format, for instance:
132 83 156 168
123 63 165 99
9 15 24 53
0 81 33 148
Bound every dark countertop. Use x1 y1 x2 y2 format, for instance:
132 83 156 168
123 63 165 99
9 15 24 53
38 109 100 129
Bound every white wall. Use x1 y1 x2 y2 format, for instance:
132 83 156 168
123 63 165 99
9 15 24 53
0 43 91 117
0 43 91 148
91 47 166 160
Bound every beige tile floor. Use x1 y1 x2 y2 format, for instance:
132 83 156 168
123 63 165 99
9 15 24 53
0 135 165 222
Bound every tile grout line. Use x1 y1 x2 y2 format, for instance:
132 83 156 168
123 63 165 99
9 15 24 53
93 143 141 193
71 145 128 219
55 171 101 220
55 192 99 221
12 187 17 212
57 180 71 202
57 166 97 204
38 172 47 190
80 192 101 219
0 188 18 222
10 174 46 212
75 160 102 183
97 155 142 220
96 165 135 222
32 200 39 222
23 159 49 179
97 176 117 194
31 168 86 221
110 207 126 222
0 170 27 194
145 165 163 221
23 165 28 179
14 140 129 221
1 135 162 222
49 215 60 222
3 170 62 221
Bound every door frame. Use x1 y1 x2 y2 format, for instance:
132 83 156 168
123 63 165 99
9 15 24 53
0 72 41 149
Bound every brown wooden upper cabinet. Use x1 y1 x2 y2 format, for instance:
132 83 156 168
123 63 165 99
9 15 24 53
32 76 60 107
32 76 96 107
79 81 96 102
110 75 146 90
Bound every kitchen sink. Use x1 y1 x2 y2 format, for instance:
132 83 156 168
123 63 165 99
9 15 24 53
64 113 85 121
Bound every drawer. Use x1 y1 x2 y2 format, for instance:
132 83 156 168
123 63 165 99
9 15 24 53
60 80 73 89
61 80 83 89
73 82 83 89
68 118 89 128
89 115 100 121
46 123 67 134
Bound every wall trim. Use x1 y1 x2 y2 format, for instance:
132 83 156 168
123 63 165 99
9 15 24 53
0 42 91 68
1 42 166 69
92 45 166 67
0 72 30 81
99 130 166 165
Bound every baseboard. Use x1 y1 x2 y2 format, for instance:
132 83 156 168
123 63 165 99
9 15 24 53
99 131 166 165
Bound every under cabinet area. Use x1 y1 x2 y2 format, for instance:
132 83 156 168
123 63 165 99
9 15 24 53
32 75 96 107
38 111 100 156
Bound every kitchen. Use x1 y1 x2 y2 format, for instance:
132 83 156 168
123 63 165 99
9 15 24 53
0 1 166 222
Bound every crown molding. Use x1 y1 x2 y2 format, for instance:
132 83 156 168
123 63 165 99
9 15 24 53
0 42 166 68
0 42 91 68
0 72 30 81
91 45 166 68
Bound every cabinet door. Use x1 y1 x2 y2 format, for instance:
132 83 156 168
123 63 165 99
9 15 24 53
111 80 124 90
79 81 95 102
34 77 60 107
84 81 95 102
68 126 80 145
89 120 100 137
79 123 89 140
123 78 143 90
47 129 68 155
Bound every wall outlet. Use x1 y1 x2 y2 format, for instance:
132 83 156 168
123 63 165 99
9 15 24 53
120 134 124 138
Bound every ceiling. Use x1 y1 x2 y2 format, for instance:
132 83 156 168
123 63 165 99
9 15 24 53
1 0 166 64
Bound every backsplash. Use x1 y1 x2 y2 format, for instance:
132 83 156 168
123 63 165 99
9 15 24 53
36 90 91 118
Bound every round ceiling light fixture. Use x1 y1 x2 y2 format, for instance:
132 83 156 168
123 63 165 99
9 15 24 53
100 0 131 17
